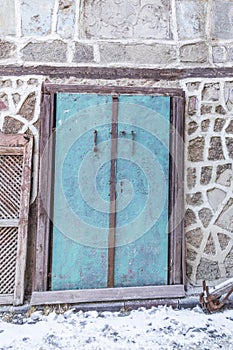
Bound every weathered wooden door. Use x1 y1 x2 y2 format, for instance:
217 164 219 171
51 93 170 291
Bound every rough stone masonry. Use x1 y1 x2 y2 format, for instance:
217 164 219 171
0 0 233 292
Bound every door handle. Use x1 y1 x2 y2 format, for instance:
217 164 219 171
93 130 97 152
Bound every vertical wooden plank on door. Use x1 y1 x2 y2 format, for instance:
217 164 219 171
51 93 112 290
169 96 185 285
114 95 170 287
34 91 54 292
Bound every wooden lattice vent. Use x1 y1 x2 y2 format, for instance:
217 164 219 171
0 132 33 305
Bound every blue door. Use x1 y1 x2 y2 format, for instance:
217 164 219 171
51 93 170 290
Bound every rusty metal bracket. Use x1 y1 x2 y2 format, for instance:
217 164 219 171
200 279 233 312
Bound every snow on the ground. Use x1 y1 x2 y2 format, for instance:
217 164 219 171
0 305 233 350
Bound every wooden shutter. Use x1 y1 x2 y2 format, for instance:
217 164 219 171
0 132 33 305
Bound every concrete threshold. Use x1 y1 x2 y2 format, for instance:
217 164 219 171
0 296 233 314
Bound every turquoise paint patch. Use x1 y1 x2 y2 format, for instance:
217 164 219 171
52 93 170 290
114 95 170 286
52 94 112 290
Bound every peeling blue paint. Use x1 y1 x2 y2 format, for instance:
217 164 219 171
52 93 170 290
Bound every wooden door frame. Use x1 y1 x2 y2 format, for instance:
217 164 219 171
32 83 185 305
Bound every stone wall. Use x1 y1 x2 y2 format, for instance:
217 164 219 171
0 0 233 68
0 0 233 289
184 78 233 285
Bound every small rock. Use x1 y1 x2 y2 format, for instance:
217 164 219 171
102 324 110 332
23 337 30 342
63 309 74 319
85 311 98 318
226 316 233 321
192 305 204 314
56 314 65 323
30 311 43 321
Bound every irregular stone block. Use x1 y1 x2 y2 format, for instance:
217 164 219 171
201 105 212 115
216 165 232 187
0 0 16 35
225 120 233 133
73 43 94 63
215 105 226 115
186 228 203 248
57 0 75 38
218 232 231 250
201 119 210 131
198 208 213 228
180 43 208 63
22 0 54 36
208 137 224 160
225 247 233 277
200 166 212 185
16 79 24 87
27 78 39 86
186 82 200 92
226 137 233 158
212 46 226 63
216 169 232 187
185 208 196 227
3 116 24 134
204 233 216 255
12 93 21 106
176 0 207 39
187 167 196 189
196 259 220 280
227 46 233 62
188 137 205 162
0 40 16 59
186 192 203 206
212 1 233 39
0 79 12 88
21 41 67 62
214 118 226 132
202 83 220 101
216 198 233 231
188 121 198 135
99 43 176 65
18 93 36 121
224 82 233 111
81 0 171 39
0 101 7 110
187 247 197 261
0 93 9 110
207 188 226 212
188 96 198 116
186 263 193 279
